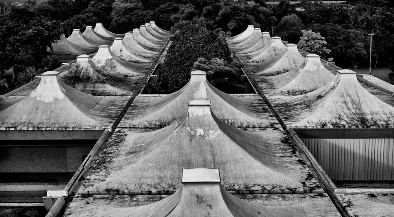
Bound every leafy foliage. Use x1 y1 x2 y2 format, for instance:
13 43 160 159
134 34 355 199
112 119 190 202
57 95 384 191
297 30 331 58
0 7 60 87
193 57 245 93
3 0 394 94
158 21 232 93
276 13 304 43
299 1 394 68
41 0 114 36
310 24 368 68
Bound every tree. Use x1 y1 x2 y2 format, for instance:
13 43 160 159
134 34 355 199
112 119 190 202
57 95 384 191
60 0 114 35
310 24 368 68
151 2 182 30
0 7 60 87
193 57 245 93
274 0 294 21
109 3 151 33
300 1 351 26
158 21 232 93
276 13 304 43
297 30 331 58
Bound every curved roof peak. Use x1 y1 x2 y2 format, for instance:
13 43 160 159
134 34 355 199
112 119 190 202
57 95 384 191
190 70 207 82
92 45 113 66
295 69 394 127
0 71 102 129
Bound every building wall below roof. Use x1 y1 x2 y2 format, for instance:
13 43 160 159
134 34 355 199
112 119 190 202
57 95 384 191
302 138 394 184
0 144 93 173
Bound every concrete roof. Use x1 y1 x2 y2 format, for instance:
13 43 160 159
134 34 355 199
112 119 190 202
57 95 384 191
59 54 147 96
0 71 113 129
110 38 153 63
227 25 255 44
256 43 305 77
229 28 262 52
132 28 163 52
145 23 170 40
238 32 272 55
139 25 167 46
230 27 394 128
66 168 310 217
123 32 159 60
51 34 86 55
246 37 287 65
67 29 98 53
294 69 394 127
82 26 113 46
150 21 172 37
78 98 315 193
93 23 124 39
121 70 272 128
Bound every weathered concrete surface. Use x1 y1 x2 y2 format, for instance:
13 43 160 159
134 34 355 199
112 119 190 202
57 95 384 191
294 70 394 127
145 23 169 40
257 44 305 77
60 54 141 95
230 28 262 52
51 34 86 55
133 28 162 52
238 32 272 56
123 70 270 128
0 71 110 129
0 130 103 140
94 23 124 39
150 21 171 37
82 26 112 46
92 45 149 76
66 169 309 217
227 25 255 45
361 74 394 94
81 99 312 193
123 32 158 60
274 54 333 95
339 194 394 217
139 25 167 46
110 38 152 63
245 37 287 66
67 29 98 53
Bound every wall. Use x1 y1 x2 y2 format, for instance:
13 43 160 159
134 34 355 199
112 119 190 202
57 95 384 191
302 138 394 182
0 130 102 183
294 128 394 187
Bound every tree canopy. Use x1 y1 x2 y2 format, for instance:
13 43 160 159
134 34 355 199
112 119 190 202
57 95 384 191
0 7 60 89
158 21 233 93
2 0 394 93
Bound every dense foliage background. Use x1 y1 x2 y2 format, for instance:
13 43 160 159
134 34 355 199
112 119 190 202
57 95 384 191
1 0 394 94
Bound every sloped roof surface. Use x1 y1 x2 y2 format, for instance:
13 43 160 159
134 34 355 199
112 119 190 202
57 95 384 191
0 71 110 129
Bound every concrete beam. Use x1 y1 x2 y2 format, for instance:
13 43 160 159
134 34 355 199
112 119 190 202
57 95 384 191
0 130 104 141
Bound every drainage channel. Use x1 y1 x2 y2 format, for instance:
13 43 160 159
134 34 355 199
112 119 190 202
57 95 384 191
44 40 172 217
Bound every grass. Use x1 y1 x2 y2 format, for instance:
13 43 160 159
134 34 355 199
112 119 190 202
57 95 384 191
355 67 394 84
